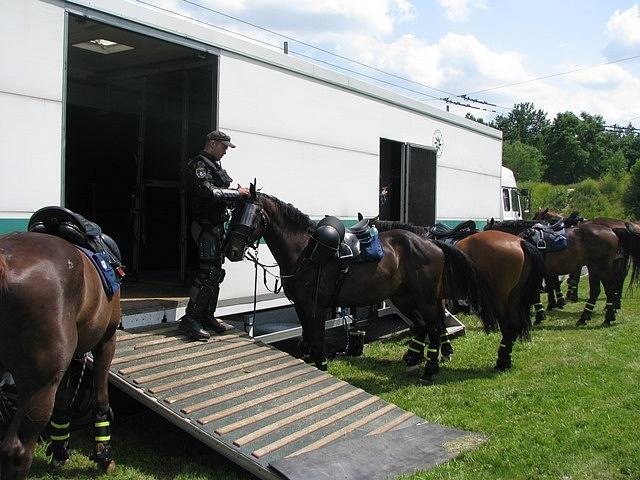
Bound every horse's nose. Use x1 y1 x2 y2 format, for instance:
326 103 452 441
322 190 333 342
229 247 240 261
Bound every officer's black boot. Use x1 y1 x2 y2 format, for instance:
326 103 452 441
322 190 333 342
179 286 211 341
203 285 234 334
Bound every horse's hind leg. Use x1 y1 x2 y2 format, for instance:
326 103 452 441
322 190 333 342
419 303 443 385
566 270 581 302
45 371 74 466
389 296 425 369
1 377 61 480
612 255 629 310
553 276 566 308
577 270 600 326
532 290 545 325
90 330 117 473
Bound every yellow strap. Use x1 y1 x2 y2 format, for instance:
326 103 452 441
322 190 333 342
411 338 426 347
95 435 111 442
50 421 70 429
499 344 507 348
427 348 438 353
50 434 70 441
94 421 110 428
407 347 421 353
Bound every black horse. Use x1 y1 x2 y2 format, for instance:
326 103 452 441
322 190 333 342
225 189 496 384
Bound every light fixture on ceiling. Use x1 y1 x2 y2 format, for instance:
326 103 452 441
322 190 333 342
72 38 134 54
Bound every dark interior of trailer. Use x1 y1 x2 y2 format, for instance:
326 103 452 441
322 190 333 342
65 15 217 285
379 138 436 226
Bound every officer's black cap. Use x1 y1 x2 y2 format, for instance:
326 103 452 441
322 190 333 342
206 130 236 148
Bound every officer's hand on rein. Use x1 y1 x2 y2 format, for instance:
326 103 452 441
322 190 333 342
237 186 251 197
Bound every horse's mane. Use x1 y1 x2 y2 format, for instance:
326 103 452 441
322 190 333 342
373 219 428 235
259 193 316 232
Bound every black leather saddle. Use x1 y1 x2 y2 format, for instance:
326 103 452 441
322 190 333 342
28 206 123 266
427 220 478 241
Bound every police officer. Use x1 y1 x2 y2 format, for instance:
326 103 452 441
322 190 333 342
179 130 249 341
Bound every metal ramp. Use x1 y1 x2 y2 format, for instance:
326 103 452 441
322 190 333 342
109 324 483 480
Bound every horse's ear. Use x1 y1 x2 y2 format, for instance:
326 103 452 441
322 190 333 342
357 212 363 221
250 181 257 200
369 215 379 226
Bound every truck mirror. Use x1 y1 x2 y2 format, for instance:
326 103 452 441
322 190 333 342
519 189 531 213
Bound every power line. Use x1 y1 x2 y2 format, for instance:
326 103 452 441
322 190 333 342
460 54 640 96
159 0 510 110
137 0 507 112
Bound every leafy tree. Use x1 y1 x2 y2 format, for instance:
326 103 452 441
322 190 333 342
502 140 546 181
623 160 640 220
492 102 550 149
543 112 590 183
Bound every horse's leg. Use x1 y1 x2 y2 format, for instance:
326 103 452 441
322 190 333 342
545 276 557 310
0 372 64 480
553 276 566 309
440 305 454 362
496 290 519 371
612 255 629 310
577 269 600 326
306 307 329 371
566 270 581 302
45 371 74 466
601 271 618 326
419 304 442 385
293 304 311 361
90 330 117 473
390 296 425 369
532 290 545 325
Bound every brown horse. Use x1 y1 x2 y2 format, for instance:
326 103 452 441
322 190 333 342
533 208 635 306
373 221 545 370
0 232 120 479
225 191 496 384
485 219 640 326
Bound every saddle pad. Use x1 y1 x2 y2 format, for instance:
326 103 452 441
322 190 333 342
358 231 384 262
76 247 120 299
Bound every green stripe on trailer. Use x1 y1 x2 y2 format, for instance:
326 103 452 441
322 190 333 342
0 219 28 234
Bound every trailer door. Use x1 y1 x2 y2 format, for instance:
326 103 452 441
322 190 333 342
400 143 437 226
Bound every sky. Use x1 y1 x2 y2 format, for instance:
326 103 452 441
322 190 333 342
145 0 640 127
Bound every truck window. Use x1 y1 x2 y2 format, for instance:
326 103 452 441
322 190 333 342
511 189 520 213
502 188 511 211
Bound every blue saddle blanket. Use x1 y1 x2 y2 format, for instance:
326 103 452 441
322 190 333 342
77 247 121 299
357 229 384 262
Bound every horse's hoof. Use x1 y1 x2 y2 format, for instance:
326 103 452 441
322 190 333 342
100 460 116 473
576 320 587 327
440 354 451 363
405 364 421 374
535 311 546 323
418 376 433 385
533 318 543 326
495 363 511 371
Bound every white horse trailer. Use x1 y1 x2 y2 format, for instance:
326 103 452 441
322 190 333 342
0 0 505 335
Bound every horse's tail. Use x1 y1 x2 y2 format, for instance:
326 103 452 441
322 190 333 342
516 239 546 339
433 240 499 333
612 223 640 288
0 253 8 296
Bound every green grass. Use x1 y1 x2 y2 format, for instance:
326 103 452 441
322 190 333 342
29 282 640 479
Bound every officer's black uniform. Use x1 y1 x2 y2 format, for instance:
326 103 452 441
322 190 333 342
179 131 243 341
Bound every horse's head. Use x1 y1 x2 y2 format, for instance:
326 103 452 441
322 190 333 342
225 183 266 262
532 208 549 221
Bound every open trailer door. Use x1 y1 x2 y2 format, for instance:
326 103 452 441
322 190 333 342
400 143 437 226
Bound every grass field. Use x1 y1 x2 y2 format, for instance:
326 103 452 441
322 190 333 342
27 282 640 480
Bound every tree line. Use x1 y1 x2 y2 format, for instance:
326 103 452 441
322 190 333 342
466 103 640 219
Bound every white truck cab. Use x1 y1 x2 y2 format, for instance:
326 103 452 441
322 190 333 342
501 167 530 220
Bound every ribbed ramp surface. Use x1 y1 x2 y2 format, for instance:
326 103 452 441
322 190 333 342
110 324 483 480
